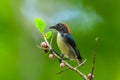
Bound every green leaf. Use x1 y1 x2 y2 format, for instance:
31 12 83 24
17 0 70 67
45 31 52 39
34 18 45 34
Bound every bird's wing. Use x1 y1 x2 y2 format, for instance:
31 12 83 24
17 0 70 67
62 33 82 60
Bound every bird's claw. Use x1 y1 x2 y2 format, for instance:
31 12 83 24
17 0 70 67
58 57 70 63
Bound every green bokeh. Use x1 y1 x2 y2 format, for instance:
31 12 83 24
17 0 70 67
0 0 120 80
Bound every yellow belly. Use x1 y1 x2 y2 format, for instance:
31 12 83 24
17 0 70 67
57 33 69 57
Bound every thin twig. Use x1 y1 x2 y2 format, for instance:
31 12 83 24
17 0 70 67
37 45 49 50
44 36 51 50
90 37 99 80
56 67 70 74
75 59 87 69
50 31 54 46
64 61 89 80
56 59 87 74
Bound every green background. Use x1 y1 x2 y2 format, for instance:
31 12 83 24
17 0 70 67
0 0 120 80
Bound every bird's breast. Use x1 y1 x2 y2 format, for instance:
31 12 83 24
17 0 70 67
57 33 69 56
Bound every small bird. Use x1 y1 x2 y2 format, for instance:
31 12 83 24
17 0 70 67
49 23 82 63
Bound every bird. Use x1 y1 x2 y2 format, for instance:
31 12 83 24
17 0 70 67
49 23 82 64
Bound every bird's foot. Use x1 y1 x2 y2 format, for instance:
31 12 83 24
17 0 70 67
58 57 70 63
58 54 70 63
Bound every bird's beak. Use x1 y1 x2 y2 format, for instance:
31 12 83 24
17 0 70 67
49 26 56 29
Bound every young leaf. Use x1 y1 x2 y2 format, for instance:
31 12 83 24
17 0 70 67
35 18 45 34
45 31 52 39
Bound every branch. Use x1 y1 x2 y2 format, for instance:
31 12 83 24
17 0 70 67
90 37 99 80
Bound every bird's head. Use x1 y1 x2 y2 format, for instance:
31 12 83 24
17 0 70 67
49 23 71 34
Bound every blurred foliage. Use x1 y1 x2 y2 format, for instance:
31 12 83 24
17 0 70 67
0 0 120 80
